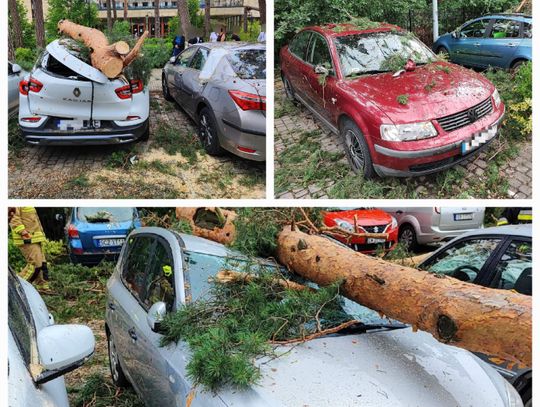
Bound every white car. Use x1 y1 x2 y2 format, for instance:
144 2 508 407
9 62 27 117
18 39 149 145
8 267 95 406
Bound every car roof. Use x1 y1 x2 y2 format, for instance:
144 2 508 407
195 41 265 51
476 13 531 22
452 223 531 239
301 23 403 38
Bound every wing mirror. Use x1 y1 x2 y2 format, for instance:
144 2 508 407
35 324 95 384
169 56 176 63
451 30 460 39
147 301 167 332
12 64 22 74
314 64 330 75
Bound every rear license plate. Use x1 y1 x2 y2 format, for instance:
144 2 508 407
56 119 100 130
97 238 125 247
454 213 473 221
461 122 498 154
367 238 386 244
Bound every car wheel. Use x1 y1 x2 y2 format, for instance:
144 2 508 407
399 224 418 252
436 46 449 59
162 75 173 101
198 107 225 156
108 331 130 387
341 120 375 178
511 60 525 72
282 75 296 102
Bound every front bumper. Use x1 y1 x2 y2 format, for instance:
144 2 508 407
21 118 149 146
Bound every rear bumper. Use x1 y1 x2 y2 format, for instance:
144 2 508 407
70 251 121 265
219 118 266 162
21 118 149 146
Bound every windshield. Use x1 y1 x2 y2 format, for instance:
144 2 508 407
334 32 436 77
227 49 266 79
77 207 135 223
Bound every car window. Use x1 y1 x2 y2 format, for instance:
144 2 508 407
308 34 333 70
491 240 532 294
460 19 490 38
490 19 521 39
289 31 312 60
122 235 155 303
189 48 210 71
8 63 13 75
176 47 197 67
424 238 501 282
77 207 134 223
227 49 266 79
523 22 532 38
144 238 175 311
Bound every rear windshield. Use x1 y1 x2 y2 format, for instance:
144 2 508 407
41 52 89 80
77 207 135 223
227 49 266 79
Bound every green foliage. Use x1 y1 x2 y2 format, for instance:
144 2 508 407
238 20 262 42
8 238 26 272
160 267 349 390
42 240 67 264
153 123 202 164
167 0 204 38
396 94 409 105
142 38 174 69
71 373 144 407
46 0 99 42
380 53 407 72
14 47 38 71
9 0 35 48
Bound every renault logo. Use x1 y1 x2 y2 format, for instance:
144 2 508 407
73 87 81 97
467 107 478 123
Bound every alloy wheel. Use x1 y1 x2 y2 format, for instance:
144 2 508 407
345 130 365 171
200 114 213 147
108 335 120 382
400 229 414 248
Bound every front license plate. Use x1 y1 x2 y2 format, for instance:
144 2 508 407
454 213 473 221
461 123 498 154
97 238 125 247
367 238 386 244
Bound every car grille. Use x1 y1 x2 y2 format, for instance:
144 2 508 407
437 97 493 133
361 224 388 234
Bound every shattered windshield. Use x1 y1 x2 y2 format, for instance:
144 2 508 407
227 49 266 80
77 207 134 223
334 32 435 77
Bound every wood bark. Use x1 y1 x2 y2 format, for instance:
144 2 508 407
176 0 192 38
175 207 237 245
106 0 113 32
258 0 266 27
9 0 24 50
276 227 532 367
154 0 161 37
123 0 128 20
113 0 117 20
32 0 45 48
204 0 211 37
214 270 308 292
122 30 149 67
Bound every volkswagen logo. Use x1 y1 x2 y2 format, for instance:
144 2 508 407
467 107 478 123
73 87 81 97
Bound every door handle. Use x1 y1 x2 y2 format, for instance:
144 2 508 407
506 43 517 47
108 302 116 310
474 43 481 47
128 328 138 341
396 210 403 214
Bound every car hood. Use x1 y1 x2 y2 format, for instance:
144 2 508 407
323 209 392 227
218 328 510 406
342 61 494 124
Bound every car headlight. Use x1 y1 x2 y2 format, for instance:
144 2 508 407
335 219 354 232
503 379 523 407
380 122 438 141
492 88 502 109
390 216 398 229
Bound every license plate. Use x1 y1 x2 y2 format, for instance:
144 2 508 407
461 122 498 154
454 213 473 221
97 238 125 247
367 238 386 244
56 119 100 130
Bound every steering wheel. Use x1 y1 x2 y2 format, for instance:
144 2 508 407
451 265 480 282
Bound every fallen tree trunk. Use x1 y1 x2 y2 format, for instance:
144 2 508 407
176 207 237 245
276 227 532 367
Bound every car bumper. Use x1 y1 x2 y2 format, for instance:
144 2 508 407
21 118 149 146
416 226 483 245
219 118 266 161
70 251 121 265
372 106 505 177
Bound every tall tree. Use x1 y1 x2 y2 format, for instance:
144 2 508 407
154 0 160 37
176 0 192 38
113 0 117 20
8 0 24 50
123 0 128 20
106 0 113 31
204 0 211 37
32 0 45 48
258 0 266 28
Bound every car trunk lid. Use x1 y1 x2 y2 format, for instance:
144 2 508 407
77 220 133 252
436 207 485 231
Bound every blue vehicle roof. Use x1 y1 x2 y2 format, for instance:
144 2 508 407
479 13 532 22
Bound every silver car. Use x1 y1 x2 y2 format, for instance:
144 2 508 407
381 207 485 250
105 227 522 406
162 42 266 161
8 268 95 406
9 62 26 117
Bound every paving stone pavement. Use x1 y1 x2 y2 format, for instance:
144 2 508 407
274 79 532 199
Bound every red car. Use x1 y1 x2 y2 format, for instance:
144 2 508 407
322 208 398 253
280 23 505 178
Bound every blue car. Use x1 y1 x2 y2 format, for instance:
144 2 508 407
433 13 532 70
66 207 141 265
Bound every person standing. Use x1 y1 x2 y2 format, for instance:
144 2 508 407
217 27 226 41
209 31 218 42
9 207 50 292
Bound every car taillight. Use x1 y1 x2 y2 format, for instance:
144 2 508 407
228 90 266 111
68 224 79 239
116 80 144 99
130 79 143 94
237 145 257 154
19 78 43 95
21 117 42 122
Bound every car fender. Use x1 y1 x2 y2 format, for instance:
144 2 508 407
397 215 422 237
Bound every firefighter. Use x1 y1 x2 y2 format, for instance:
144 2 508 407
497 208 532 226
9 207 50 292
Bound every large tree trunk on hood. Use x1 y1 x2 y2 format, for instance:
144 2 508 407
175 207 237 245
276 227 532 368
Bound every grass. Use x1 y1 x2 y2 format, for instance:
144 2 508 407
153 123 203 164
136 159 177 176
70 373 144 407
8 117 26 157
66 175 91 190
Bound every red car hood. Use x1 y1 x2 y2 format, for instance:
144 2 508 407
323 209 392 226
342 62 494 124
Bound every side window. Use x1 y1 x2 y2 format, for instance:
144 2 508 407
424 238 501 282
8 63 13 75
308 34 333 70
8 275 35 367
289 31 312 60
523 22 532 38
122 236 155 303
461 19 490 38
491 240 532 295
189 48 210 71
176 47 197 67
490 19 521 39
144 239 175 311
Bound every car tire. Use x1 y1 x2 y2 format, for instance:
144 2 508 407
511 60 526 72
108 331 130 388
399 224 418 252
340 120 375 179
198 107 225 156
282 75 297 102
162 74 173 101
436 46 449 59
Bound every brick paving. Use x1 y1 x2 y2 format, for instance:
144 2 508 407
274 79 532 199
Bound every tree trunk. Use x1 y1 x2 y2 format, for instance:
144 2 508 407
154 0 160 37
106 0 113 31
276 227 532 367
113 0 117 20
58 20 135 78
32 0 45 48
175 207 237 245
258 0 266 28
176 0 192 38
123 0 128 20
204 0 211 38
9 0 24 49
8 29 15 60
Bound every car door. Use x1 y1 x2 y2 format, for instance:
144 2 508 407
8 62 21 113
453 18 492 67
178 47 210 116
482 18 523 68
168 46 198 103
284 30 313 101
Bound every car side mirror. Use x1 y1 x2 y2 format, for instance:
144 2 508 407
147 301 167 332
314 65 330 75
452 30 460 39
35 324 95 384
12 64 22 74
169 56 176 64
